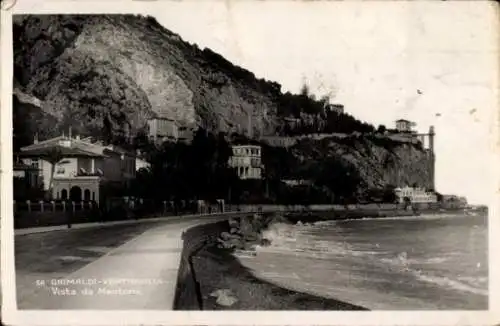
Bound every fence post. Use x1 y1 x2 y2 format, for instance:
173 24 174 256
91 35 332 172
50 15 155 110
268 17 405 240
26 200 31 213
67 201 73 229
163 201 167 214
51 201 56 212
72 201 76 214
62 201 66 212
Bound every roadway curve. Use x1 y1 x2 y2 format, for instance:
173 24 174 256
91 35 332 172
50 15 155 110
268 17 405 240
15 216 227 310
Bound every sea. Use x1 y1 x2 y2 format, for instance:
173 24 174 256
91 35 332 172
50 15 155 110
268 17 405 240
235 212 488 310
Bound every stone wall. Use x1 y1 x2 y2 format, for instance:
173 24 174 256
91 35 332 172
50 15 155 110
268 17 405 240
172 219 232 310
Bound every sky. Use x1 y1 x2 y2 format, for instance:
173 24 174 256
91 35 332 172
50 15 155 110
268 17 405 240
145 1 498 205
12 0 499 205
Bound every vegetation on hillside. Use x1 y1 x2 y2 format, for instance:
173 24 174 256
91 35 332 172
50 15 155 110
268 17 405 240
128 127 416 205
277 84 379 136
130 128 242 203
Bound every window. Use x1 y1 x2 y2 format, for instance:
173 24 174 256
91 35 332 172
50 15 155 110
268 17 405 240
56 167 65 174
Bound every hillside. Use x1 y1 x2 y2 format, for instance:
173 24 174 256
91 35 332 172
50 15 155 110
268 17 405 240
291 135 433 190
13 14 434 193
13 14 284 146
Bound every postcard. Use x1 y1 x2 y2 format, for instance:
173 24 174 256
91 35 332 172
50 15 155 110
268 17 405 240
1 0 499 325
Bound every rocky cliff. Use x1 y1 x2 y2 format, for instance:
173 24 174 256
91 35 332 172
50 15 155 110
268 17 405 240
13 14 281 144
259 133 433 198
291 135 433 191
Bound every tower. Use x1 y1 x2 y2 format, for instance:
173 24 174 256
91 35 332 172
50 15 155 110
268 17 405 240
429 125 435 191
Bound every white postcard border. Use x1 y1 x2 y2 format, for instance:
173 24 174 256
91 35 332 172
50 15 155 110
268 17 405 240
1 1 499 325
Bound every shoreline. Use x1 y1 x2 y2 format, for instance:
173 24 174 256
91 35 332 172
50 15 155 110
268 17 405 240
182 209 480 310
185 215 368 310
191 242 368 310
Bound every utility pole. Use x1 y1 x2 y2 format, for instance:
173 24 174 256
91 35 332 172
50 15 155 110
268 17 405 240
429 125 435 191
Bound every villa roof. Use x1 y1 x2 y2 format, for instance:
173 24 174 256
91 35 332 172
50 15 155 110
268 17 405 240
20 144 106 158
231 144 261 149
395 119 412 123
20 135 132 158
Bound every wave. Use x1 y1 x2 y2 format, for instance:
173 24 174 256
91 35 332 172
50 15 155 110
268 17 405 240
414 272 488 296
310 214 475 225
380 255 451 265
259 220 488 296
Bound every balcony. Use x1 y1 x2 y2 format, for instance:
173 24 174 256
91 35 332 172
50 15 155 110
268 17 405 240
250 158 262 168
76 168 103 177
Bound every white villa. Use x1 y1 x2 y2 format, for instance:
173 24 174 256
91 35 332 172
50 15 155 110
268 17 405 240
395 119 415 133
394 186 437 204
229 145 263 180
19 132 136 205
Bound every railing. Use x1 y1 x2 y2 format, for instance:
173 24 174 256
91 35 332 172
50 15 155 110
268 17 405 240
13 200 99 229
14 200 98 213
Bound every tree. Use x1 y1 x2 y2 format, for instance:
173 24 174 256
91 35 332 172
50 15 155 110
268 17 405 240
300 84 310 97
40 148 64 200
315 156 362 203
382 184 397 203
377 125 387 134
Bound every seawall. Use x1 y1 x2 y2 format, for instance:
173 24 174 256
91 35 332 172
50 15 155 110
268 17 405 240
172 219 234 310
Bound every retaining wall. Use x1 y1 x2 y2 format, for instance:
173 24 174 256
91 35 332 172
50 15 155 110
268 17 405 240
226 203 408 212
172 219 232 310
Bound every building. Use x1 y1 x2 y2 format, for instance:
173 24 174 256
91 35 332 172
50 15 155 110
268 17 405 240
394 186 437 204
147 117 179 142
228 145 263 179
441 194 468 209
13 159 43 200
18 132 136 204
147 117 195 143
135 150 151 171
325 104 344 115
395 119 415 133
13 158 40 188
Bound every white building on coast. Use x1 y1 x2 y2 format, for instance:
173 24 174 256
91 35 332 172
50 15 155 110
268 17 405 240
394 186 437 204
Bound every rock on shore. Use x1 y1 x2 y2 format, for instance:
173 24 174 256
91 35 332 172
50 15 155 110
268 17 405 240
216 213 286 252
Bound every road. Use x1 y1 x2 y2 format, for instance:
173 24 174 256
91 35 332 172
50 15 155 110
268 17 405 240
14 216 223 310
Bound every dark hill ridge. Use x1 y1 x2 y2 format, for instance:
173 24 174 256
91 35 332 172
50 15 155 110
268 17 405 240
13 14 433 191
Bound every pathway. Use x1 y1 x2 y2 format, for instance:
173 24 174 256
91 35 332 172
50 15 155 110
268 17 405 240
15 215 227 310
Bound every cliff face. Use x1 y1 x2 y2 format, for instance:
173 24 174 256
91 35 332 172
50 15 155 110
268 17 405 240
290 135 433 191
13 14 280 143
